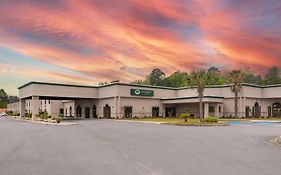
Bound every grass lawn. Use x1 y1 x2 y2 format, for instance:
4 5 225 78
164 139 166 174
126 117 281 126
126 117 225 126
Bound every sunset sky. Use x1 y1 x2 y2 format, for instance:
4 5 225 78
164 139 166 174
0 0 281 95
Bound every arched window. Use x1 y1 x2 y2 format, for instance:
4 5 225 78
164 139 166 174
254 102 261 118
152 107 159 117
124 106 133 118
103 104 111 118
93 105 97 118
272 102 281 117
268 106 272 117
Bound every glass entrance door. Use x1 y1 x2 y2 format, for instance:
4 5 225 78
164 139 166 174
165 107 176 117
85 107 90 118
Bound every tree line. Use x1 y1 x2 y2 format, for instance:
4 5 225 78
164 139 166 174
0 89 19 108
131 66 281 121
131 66 281 87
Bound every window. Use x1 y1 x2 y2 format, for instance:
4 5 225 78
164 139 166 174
93 105 97 118
60 108 64 115
124 106 133 118
245 106 251 118
272 102 281 117
254 102 261 118
209 106 215 113
268 106 271 117
219 106 221 113
152 107 160 117
49 100 51 104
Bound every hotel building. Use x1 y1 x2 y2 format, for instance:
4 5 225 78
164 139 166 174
7 82 281 120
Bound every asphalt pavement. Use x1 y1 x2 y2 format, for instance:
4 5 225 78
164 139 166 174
0 117 281 175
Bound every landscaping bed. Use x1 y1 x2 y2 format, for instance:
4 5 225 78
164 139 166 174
125 117 227 126
5 114 76 126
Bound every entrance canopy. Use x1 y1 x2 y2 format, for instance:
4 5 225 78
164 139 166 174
19 82 98 100
161 96 224 104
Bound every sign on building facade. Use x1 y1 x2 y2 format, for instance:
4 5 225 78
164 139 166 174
130 89 154 97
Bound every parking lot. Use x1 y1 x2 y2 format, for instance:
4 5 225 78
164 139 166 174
0 117 281 175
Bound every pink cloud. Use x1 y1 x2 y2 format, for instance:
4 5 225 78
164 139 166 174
0 0 280 86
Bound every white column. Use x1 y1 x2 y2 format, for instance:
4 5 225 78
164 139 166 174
215 103 219 118
243 97 246 118
113 96 117 118
221 104 224 117
32 96 39 120
73 101 76 118
20 99 26 117
239 96 242 118
204 102 209 118
117 96 121 118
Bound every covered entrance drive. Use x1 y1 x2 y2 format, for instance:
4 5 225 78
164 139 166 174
18 82 99 120
162 96 224 118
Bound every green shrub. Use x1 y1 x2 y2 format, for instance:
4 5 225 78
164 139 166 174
56 117 61 123
204 116 218 123
37 111 49 119
6 111 13 115
180 113 190 122
59 113 64 118
25 113 32 118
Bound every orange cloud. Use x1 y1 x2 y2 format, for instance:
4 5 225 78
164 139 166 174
0 0 280 86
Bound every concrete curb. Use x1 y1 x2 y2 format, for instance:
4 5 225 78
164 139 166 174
4 116 77 126
162 123 228 127
107 119 228 126
104 119 162 124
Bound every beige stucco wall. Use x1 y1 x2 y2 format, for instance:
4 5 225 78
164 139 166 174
49 101 64 117
116 85 177 99
177 86 236 98
7 102 20 113
263 87 281 98
242 86 263 98
20 84 98 99
120 97 163 118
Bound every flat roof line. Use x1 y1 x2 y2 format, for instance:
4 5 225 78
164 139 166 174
162 95 224 101
18 81 281 90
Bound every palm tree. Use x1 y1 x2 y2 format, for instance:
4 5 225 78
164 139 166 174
188 70 209 122
227 70 245 118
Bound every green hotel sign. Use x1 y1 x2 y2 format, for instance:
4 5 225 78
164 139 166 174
130 89 154 97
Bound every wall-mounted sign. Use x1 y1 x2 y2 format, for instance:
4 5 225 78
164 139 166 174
130 89 154 97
